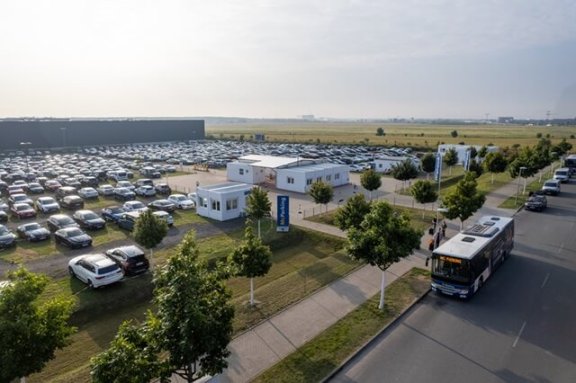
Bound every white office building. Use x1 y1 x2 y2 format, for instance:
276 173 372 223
276 163 350 193
373 155 421 174
195 182 253 221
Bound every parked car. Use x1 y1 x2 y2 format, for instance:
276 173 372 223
81 176 99 187
60 195 85 210
73 210 107 230
105 245 149 275
101 206 126 223
0 225 17 249
78 187 99 200
55 186 77 200
44 179 63 192
8 193 33 206
541 179 561 195
134 185 156 197
148 199 176 212
47 214 80 232
27 182 45 194
97 184 115 196
114 187 136 201
0 199 9 212
7 185 25 196
35 196 60 214
123 200 148 213
168 194 195 209
68 253 124 288
524 193 547 212
553 168 570 183
155 183 172 195
10 203 37 219
16 222 51 242
116 180 135 191
117 211 141 231
134 178 154 188
153 210 174 227
0 211 7 223
54 227 93 249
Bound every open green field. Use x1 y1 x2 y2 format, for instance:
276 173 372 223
206 122 576 149
29 224 358 383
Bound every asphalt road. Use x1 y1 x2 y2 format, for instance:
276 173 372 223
330 180 576 383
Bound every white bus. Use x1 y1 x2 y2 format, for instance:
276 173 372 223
428 216 514 299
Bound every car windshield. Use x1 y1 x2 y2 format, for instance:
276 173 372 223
84 213 99 220
16 205 30 211
67 229 83 237
14 196 26 201
109 207 123 214
544 182 557 187
174 196 185 201
132 202 144 208
40 198 55 204
25 224 41 231
556 171 568 176
0 227 9 235
58 217 74 225
98 264 119 275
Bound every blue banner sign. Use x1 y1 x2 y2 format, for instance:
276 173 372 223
277 195 290 232
434 152 443 182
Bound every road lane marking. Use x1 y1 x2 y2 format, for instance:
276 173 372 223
513 321 527 348
541 273 550 288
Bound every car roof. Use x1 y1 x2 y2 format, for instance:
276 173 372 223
114 245 144 257
83 253 116 268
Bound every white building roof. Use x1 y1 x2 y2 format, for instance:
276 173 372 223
278 162 347 174
238 155 300 168
198 182 253 193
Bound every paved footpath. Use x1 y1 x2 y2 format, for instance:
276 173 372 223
174 169 546 383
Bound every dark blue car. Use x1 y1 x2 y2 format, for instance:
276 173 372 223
101 206 126 223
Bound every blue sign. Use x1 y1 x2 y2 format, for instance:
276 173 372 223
277 195 290 232
464 148 471 172
434 152 443 182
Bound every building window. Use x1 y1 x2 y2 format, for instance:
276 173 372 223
326 174 331 181
335 173 340 180
239 168 244 175
378 164 382 168
306 178 313 185
226 198 238 210
287 176 294 184
316 177 322 183
211 199 221 211
198 196 208 208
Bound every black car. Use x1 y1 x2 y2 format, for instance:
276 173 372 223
0 210 7 223
73 210 107 230
524 194 547 212
27 182 45 194
101 206 126 223
117 212 141 231
148 199 176 212
60 195 85 210
16 222 51 242
105 245 149 275
0 224 17 249
81 176 99 187
154 183 172 195
47 214 80 232
54 227 93 249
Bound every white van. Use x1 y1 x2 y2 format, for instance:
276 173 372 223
553 168 570 183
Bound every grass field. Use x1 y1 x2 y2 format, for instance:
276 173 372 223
207 122 576 149
29 224 357 383
253 268 430 383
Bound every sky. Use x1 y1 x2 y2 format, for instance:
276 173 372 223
1 0 575 120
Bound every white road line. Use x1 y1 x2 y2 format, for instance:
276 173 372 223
513 321 527 348
541 273 550 289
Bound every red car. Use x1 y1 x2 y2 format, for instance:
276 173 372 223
10 203 37 219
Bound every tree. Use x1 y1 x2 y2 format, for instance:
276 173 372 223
0 268 75 383
483 151 508 184
554 138 573 155
477 145 488 159
308 180 334 213
469 146 478 159
229 221 272 306
376 127 385 136
391 159 419 190
360 168 381 200
347 201 421 309
450 130 458 138
442 172 486 229
421 153 436 178
467 159 483 176
443 147 458 175
134 209 168 270
245 186 271 238
333 193 371 231
91 232 234 383
410 180 437 218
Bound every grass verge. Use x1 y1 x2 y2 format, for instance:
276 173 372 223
252 267 430 383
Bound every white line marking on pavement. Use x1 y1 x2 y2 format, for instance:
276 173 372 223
541 273 550 289
513 321 527 348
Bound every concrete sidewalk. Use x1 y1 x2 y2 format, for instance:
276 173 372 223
182 170 546 383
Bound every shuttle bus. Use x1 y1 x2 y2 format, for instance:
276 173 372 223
564 154 576 175
429 216 514 299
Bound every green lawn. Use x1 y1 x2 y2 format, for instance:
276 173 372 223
29 225 357 383
253 268 430 383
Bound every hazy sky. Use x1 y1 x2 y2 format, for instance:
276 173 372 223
1 0 575 119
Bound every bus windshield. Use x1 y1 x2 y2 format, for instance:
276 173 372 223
432 255 471 284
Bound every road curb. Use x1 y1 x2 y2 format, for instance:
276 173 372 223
320 286 431 383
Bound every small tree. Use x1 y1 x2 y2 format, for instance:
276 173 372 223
376 127 385 136
443 147 459 175
347 201 421 309
469 146 478 160
360 168 381 200
334 193 371 231
421 153 436 179
308 180 334 213
450 130 458 138
92 232 234 383
442 172 486 229
245 186 271 238
391 159 419 190
229 221 272 306
133 209 168 269
0 268 75 383
410 180 438 218
477 145 488 159
468 159 483 176
483 151 508 184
